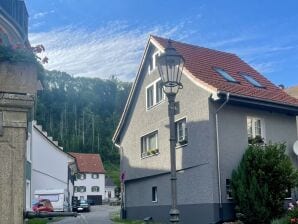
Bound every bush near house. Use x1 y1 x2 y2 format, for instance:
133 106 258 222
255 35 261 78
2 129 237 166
231 143 298 224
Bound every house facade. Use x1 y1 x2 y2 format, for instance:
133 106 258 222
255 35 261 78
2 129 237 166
70 153 106 205
105 176 117 200
113 36 298 223
27 121 77 211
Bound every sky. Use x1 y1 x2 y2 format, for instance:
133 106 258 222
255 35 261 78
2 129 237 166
26 0 298 87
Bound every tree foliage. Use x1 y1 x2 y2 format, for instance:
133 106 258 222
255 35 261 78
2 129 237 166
36 70 131 182
231 143 298 224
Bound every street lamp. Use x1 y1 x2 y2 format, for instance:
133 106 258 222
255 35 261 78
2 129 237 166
157 40 185 223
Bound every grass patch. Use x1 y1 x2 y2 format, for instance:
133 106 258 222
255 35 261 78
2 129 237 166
110 211 144 224
27 217 62 224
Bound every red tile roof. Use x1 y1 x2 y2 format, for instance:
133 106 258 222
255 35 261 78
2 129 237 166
152 35 298 107
69 153 105 174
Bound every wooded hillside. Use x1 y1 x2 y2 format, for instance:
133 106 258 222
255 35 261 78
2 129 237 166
36 70 131 186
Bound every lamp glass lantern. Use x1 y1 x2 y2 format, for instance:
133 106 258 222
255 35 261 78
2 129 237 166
157 41 185 95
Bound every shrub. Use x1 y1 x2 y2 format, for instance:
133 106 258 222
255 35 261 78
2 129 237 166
231 143 298 224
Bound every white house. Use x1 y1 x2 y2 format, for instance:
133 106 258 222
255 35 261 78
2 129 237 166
70 153 106 205
105 176 117 200
26 121 77 211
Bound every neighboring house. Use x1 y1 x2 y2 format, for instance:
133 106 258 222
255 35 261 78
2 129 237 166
113 35 298 223
286 86 298 134
286 86 298 99
105 176 117 200
27 121 78 211
70 153 106 205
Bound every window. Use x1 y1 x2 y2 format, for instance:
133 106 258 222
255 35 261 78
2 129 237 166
74 186 79 193
79 186 86 192
152 186 157 202
91 186 100 192
156 80 164 104
247 117 265 144
141 131 158 157
148 51 160 74
214 67 237 82
77 173 86 180
226 179 233 199
146 85 154 108
175 118 188 145
285 187 292 199
92 174 99 179
241 73 263 88
146 79 164 109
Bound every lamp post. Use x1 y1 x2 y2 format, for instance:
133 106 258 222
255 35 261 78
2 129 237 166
157 40 185 223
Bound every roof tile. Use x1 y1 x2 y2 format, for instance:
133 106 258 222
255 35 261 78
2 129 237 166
69 153 105 174
152 36 298 106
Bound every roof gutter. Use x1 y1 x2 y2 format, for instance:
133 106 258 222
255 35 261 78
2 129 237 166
215 92 230 221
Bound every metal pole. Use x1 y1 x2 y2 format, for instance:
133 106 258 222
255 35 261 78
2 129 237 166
167 93 180 223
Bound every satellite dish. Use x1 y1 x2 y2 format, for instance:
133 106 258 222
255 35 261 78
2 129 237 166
293 140 298 156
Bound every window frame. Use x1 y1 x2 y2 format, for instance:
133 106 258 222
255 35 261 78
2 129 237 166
247 116 266 144
213 67 238 83
91 186 100 192
226 179 233 200
241 73 264 88
92 173 99 179
148 51 160 74
141 130 159 158
79 186 86 192
77 173 86 180
152 186 158 203
175 117 188 146
146 78 165 110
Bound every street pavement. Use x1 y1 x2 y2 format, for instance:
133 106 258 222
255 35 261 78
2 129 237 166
51 205 120 224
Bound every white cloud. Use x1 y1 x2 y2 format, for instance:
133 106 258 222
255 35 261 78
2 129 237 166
33 10 55 20
29 22 189 80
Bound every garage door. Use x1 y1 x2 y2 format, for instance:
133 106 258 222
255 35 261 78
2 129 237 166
87 195 102 205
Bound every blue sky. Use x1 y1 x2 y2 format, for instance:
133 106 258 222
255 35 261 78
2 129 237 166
26 0 298 86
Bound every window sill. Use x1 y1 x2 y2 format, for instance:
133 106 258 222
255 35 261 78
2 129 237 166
146 99 165 111
175 143 188 149
141 152 160 159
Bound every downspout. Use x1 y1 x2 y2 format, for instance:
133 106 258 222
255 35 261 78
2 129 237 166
215 92 230 221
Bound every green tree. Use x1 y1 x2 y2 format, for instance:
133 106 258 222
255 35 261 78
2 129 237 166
36 70 131 187
231 143 298 224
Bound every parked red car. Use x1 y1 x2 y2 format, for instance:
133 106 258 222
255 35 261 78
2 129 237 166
32 199 54 212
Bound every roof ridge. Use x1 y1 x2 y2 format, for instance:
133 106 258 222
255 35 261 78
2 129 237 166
150 34 237 57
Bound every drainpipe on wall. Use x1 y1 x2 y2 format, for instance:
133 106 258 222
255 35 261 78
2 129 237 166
215 92 230 221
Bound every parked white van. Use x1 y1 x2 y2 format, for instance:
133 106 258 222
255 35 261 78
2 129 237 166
34 189 69 211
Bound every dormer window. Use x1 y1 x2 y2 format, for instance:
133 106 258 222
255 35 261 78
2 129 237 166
241 73 264 88
214 67 237 83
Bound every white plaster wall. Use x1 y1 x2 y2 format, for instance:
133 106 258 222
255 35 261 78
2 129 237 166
105 186 116 199
31 125 74 202
74 173 105 200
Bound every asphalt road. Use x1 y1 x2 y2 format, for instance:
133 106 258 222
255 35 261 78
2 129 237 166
52 205 120 224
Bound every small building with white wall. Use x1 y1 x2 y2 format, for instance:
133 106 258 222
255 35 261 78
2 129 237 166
105 176 117 200
70 153 105 205
26 121 77 211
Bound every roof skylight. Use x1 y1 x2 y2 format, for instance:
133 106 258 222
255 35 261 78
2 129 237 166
214 67 237 82
241 73 263 88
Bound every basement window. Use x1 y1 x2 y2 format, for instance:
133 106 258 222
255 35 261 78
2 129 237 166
241 73 264 88
226 179 233 199
214 67 237 83
152 186 158 202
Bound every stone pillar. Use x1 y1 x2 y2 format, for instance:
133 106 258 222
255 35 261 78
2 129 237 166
0 93 35 224
0 62 37 224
